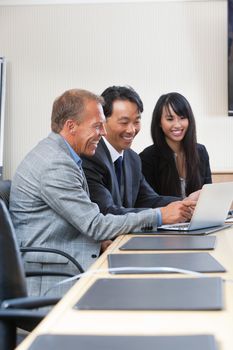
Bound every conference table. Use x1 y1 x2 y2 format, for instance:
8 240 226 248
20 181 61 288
17 225 233 350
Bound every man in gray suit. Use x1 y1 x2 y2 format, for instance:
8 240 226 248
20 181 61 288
10 89 195 297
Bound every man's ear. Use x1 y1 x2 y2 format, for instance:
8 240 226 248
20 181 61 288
65 119 76 134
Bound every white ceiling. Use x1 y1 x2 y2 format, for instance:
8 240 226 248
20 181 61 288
0 0 223 5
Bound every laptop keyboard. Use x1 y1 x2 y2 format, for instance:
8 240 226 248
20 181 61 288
167 223 189 230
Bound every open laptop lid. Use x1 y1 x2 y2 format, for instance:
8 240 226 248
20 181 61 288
158 182 233 231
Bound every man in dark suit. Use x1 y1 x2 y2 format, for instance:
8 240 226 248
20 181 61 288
82 86 197 219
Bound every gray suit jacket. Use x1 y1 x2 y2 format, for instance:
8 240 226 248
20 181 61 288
10 132 157 297
82 139 178 215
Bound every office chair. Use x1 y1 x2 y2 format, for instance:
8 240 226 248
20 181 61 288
0 183 84 349
0 179 84 278
0 179 11 208
0 198 62 350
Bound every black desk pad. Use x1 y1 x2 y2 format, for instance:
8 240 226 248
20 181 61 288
75 277 223 310
28 334 218 350
107 252 225 274
120 236 216 251
134 225 231 235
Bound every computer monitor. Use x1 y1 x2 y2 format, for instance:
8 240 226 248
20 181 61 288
0 57 6 179
228 0 233 116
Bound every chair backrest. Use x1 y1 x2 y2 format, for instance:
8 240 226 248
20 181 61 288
0 180 11 208
0 199 27 302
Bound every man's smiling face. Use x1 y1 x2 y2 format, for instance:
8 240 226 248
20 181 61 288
104 99 141 152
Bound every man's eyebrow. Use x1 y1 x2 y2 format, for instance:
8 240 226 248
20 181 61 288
118 115 141 121
118 116 130 121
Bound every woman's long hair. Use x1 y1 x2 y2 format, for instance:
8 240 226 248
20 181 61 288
151 92 201 196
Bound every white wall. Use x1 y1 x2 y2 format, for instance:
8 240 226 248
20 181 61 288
0 0 231 179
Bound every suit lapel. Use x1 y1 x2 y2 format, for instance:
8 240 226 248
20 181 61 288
99 139 123 205
80 167 90 195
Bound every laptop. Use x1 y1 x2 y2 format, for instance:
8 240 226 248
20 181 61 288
158 182 233 232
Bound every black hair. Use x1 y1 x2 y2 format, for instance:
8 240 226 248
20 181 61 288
101 85 143 118
151 92 201 196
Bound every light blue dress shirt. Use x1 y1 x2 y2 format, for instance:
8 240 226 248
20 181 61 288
63 139 82 167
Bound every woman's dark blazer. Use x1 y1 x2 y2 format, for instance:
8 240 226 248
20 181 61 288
139 143 212 196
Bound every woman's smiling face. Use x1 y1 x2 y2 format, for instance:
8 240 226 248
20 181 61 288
160 105 189 146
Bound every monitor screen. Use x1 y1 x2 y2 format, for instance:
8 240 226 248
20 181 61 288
228 0 233 115
0 57 6 179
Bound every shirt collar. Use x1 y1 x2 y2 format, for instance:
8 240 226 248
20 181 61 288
103 137 124 163
63 138 82 167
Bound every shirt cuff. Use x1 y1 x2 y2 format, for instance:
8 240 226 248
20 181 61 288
155 208 162 226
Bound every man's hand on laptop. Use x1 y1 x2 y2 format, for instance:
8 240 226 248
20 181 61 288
185 189 201 202
160 200 196 224
183 190 200 212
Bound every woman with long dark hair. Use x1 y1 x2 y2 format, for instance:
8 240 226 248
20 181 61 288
140 92 212 198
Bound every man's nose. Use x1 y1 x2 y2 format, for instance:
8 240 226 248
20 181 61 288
126 123 136 134
100 124 107 136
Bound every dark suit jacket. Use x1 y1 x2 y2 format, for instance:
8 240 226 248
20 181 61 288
81 139 178 215
140 143 212 196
